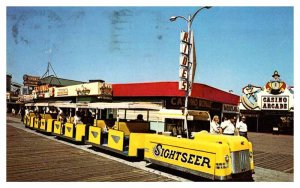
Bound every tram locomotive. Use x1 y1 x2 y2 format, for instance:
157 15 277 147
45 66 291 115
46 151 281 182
23 102 254 181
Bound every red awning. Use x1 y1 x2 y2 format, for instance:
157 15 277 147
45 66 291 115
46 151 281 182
112 82 239 105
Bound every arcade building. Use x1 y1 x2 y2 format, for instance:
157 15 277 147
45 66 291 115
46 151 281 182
239 71 294 134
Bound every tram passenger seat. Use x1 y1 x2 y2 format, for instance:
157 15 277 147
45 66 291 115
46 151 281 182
118 122 150 136
44 114 53 120
95 120 107 130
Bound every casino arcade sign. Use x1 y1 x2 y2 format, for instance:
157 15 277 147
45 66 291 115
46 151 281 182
261 96 289 110
240 71 293 112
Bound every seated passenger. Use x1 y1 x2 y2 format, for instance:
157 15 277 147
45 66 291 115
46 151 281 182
106 114 115 129
59 113 67 124
73 111 83 127
136 114 144 122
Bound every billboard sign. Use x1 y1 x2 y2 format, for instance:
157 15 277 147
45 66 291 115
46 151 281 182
261 96 289 110
54 82 112 99
23 74 40 86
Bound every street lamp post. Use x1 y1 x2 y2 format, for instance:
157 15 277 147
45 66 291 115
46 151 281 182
170 6 211 138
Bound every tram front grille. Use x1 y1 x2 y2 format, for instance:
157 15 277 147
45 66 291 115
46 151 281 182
231 150 251 174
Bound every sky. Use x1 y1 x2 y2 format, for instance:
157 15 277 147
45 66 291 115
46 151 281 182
6 6 294 95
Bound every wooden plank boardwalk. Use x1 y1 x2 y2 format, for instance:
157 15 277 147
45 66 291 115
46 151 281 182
6 115 294 182
248 133 294 174
6 120 174 182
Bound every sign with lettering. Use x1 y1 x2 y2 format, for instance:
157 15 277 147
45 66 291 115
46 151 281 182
145 140 215 176
178 31 196 96
23 74 40 86
179 55 188 67
153 143 211 168
54 82 112 99
180 31 189 44
261 96 289 110
180 43 189 55
18 94 34 102
178 80 187 91
240 71 293 111
167 97 222 111
179 66 188 79
99 83 113 99
33 84 50 99
179 31 189 91
56 88 68 96
223 104 239 114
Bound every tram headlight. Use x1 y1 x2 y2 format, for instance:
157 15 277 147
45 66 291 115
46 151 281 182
249 151 253 158
225 155 229 163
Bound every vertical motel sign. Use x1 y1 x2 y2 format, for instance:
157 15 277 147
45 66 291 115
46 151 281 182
179 31 196 95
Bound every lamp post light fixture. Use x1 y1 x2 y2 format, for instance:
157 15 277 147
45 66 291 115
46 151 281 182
170 6 211 138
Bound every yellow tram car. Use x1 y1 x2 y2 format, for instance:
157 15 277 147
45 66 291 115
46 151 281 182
23 102 254 180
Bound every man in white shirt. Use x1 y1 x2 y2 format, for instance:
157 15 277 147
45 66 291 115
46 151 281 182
221 116 236 136
236 116 248 139
210 115 221 134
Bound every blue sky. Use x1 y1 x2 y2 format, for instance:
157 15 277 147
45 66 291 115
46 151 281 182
6 6 294 95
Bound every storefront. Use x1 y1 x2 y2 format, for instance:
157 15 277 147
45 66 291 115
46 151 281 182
17 78 240 126
239 71 294 134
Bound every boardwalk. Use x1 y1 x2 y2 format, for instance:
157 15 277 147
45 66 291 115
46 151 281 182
6 115 294 181
248 132 294 174
7 119 174 182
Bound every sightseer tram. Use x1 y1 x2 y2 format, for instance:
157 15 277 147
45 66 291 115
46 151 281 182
23 100 254 181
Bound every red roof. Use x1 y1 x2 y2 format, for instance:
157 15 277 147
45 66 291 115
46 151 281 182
112 82 239 105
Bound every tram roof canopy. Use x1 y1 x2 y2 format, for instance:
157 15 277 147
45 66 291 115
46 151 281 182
25 102 163 110
88 102 162 110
